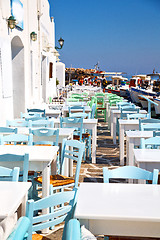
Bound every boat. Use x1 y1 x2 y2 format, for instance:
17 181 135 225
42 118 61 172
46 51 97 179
105 75 128 96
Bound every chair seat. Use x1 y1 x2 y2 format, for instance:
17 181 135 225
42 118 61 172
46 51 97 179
35 174 75 187
97 107 106 110
32 233 51 240
73 133 90 141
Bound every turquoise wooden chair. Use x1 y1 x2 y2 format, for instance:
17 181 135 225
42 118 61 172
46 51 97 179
140 136 160 149
60 117 91 161
69 112 89 119
6 119 31 127
7 216 30 240
139 118 160 130
127 113 149 120
0 154 29 182
0 127 17 134
120 107 139 119
26 189 78 240
34 139 85 193
60 117 83 142
29 119 54 128
27 108 45 117
0 134 33 146
103 166 158 184
0 166 19 182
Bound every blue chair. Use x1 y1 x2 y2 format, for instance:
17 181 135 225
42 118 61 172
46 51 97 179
139 118 160 130
103 166 158 184
140 136 160 149
0 154 29 182
153 131 160 137
60 117 83 142
120 107 139 119
127 113 149 120
0 127 17 134
6 119 31 127
34 139 85 192
27 108 45 117
26 189 78 240
29 119 54 128
69 112 89 119
0 134 33 146
0 166 19 182
60 117 91 161
7 216 30 240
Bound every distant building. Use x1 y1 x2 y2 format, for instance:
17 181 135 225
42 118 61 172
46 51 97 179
0 0 62 124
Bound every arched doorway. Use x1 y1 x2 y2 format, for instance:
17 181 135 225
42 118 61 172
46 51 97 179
11 36 25 118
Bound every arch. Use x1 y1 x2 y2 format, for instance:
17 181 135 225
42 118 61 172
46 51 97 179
11 36 25 118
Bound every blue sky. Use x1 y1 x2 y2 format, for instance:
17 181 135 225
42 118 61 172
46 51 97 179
48 0 160 75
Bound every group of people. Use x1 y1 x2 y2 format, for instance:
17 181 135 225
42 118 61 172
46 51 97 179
78 75 108 91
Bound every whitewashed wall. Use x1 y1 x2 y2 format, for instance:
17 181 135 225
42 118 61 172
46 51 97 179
56 62 65 87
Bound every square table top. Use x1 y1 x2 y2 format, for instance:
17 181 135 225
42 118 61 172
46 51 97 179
126 130 153 138
0 181 31 218
75 182 160 222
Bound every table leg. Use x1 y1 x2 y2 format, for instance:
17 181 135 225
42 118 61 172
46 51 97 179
113 115 117 145
119 125 124 165
110 111 113 137
128 139 135 166
69 133 73 177
42 162 50 233
92 124 97 164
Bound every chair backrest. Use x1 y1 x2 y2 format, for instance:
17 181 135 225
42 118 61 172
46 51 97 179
69 112 89 119
96 96 105 108
6 119 31 127
26 189 77 240
139 118 160 130
68 106 85 114
103 166 158 184
25 117 48 121
30 128 59 146
61 139 85 187
21 112 41 119
120 108 139 119
29 119 54 128
27 108 45 117
7 216 30 240
140 136 160 149
0 134 33 146
140 123 160 131
120 104 136 110
0 127 18 134
127 113 149 120
0 154 29 182
117 102 132 109
67 98 79 102
0 166 19 182
95 92 105 97
60 117 83 142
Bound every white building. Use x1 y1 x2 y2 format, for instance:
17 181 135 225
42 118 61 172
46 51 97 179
0 0 62 124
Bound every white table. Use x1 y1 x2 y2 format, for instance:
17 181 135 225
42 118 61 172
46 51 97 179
126 131 153 166
134 149 160 171
0 181 31 219
62 105 91 117
119 119 139 165
110 109 146 144
45 109 61 118
75 182 160 238
0 145 58 198
54 118 98 163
